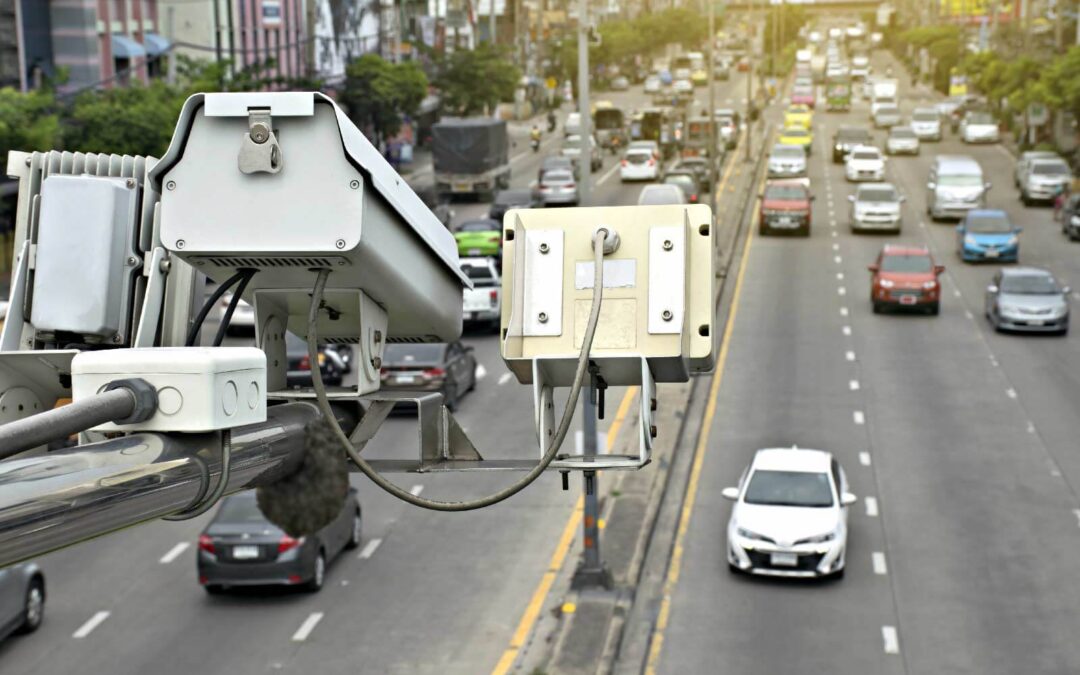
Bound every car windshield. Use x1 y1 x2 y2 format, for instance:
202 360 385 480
384 344 445 363
664 175 696 190
793 86 813 96
968 113 994 125
640 186 682 204
458 220 498 232
859 188 897 202
852 151 879 160
891 128 916 138
765 185 807 200
881 254 932 273
1001 274 1059 294
744 470 834 507
966 213 1012 233
214 494 269 523
460 264 495 281
772 146 804 158
913 110 938 121
877 106 899 115
1032 162 1070 176
784 129 808 138
495 191 531 205
939 174 983 186
543 171 574 185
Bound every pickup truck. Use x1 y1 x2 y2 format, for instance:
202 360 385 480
460 257 502 332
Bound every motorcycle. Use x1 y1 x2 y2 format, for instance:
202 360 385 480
547 113 557 133
531 137 541 152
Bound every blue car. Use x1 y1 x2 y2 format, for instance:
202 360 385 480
957 209 1020 263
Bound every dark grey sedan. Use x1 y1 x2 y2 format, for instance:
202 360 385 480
986 267 1070 334
197 489 361 594
379 342 478 411
0 562 44 642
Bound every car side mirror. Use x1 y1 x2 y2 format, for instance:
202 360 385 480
935 265 945 275
927 182 936 190
721 487 740 501
841 492 858 507
987 284 999 294
1015 227 1023 234
1063 286 1072 295
956 224 965 233
985 182 993 191
899 195 907 202
847 195 856 202
867 263 879 272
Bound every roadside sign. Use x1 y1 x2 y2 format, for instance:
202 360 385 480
546 76 558 90
1028 103 1049 126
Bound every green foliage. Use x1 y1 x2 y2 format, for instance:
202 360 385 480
763 4 808 57
0 87 60 163
62 80 183 157
435 43 518 117
1039 46 1080 121
341 54 428 143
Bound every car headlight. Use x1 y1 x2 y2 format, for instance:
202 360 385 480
1000 304 1020 315
800 531 836 544
922 280 938 289
736 527 769 542
964 234 978 247
1007 235 1019 246
879 278 895 288
1071 215 1080 226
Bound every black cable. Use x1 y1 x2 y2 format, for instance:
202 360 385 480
185 270 247 347
212 270 256 347
164 431 232 521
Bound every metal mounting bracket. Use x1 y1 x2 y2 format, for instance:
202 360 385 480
238 109 283 175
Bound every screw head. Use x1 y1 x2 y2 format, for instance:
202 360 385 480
335 239 347 249
166 180 176 191
661 309 673 322
538 311 549 323
539 242 550 254
176 239 186 249
127 256 138 266
371 356 382 369
24 156 31 166
349 179 360 189
663 239 673 251
250 122 270 144
126 178 136 189
112 334 123 344
650 425 657 438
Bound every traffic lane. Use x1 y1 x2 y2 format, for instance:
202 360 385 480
659 158 902 674
819 109 1080 673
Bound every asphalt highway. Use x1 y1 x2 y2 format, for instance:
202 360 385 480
0 73 753 675
656 53 1080 675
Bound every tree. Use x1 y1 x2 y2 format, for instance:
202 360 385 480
0 87 60 162
341 54 428 145
61 80 184 157
436 43 519 117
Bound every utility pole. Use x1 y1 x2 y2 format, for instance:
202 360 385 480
490 0 497 43
577 0 591 205
307 0 318 73
1054 0 1064 50
166 6 177 85
744 2 754 163
571 385 611 589
707 0 718 210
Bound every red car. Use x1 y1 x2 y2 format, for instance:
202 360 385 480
868 245 945 315
759 179 812 236
790 86 816 109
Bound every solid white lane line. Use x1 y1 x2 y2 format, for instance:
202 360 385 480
865 497 879 517
837 286 847 296
882 625 900 654
853 410 865 425
409 484 424 496
595 161 621 186
842 325 852 336
840 307 849 317
358 538 383 560
872 551 888 575
475 364 488 380
846 350 856 361
73 611 110 639
1006 388 1017 399
859 451 871 466
497 372 513 386
849 379 860 391
159 542 189 565
292 612 325 642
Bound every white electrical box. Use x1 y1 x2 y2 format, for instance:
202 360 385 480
72 348 267 432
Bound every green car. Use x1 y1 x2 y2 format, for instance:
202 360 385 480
454 219 503 258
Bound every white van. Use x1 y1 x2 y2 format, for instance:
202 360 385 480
926 155 990 221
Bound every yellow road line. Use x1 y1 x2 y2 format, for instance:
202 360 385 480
491 386 636 675
643 154 767 675
492 138 747 675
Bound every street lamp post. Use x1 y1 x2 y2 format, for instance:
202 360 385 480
707 0 718 208
577 0 591 205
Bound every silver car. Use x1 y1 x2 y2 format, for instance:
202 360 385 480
986 267 1070 334
538 169 579 205
1020 158 1072 205
849 182 904 233
768 144 808 178
1014 150 1061 188
911 107 942 141
872 104 902 128
0 562 45 642
886 126 920 155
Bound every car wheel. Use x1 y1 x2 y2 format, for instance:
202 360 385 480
346 509 362 550
830 566 846 580
443 382 459 412
16 579 44 634
728 562 741 575
928 302 940 316
467 360 478 391
872 301 882 314
204 584 226 596
304 551 326 593
758 223 769 236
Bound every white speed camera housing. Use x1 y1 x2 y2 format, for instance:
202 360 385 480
149 92 470 394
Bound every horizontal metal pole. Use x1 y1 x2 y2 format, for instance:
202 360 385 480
0 402 320 568
0 388 136 461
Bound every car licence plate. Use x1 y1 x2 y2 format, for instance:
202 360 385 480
984 249 999 258
770 552 798 567
452 182 472 193
396 375 417 385
233 545 259 560
899 295 917 305
1028 319 1046 326
468 248 482 256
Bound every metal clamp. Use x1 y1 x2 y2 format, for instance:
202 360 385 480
164 430 232 521
238 109 283 175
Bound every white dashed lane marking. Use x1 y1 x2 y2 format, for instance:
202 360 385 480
872 551 888 575
840 307 849 317
159 542 189 565
882 625 900 654
475 364 487 380
837 286 847 296
73 611 110 639
1006 388 1017 399
865 497 879 517
846 351 856 361
853 410 865 425
358 538 383 560
842 325 852 336
859 451 871 466
497 372 513 386
410 485 424 496
849 379 860 391
292 612 325 642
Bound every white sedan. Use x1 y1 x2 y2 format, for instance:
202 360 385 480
724 448 856 579
620 148 660 182
961 112 1000 144
844 145 887 182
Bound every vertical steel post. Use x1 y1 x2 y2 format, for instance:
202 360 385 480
707 0 718 210
490 0 497 43
577 0 591 206
744 2 753 163
572 387 610 588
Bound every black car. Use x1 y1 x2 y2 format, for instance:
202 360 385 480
379 341 478 411
285 332 345 388
197 489 362 594
663 171 701 204
832 126 874 163
489 189 543 222
674 157 713 192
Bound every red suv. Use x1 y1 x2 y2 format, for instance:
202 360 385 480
868 245 945 315
759 179 813 236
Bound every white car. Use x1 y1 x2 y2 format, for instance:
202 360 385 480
845 145 886 182
673 78 693 94
717 116 737 148
1014 150 1061 188
724 448 856 578
620 148 660 182
767 143 808 178
644 75 662 94
638 184 686 205
849 182 904 233
960 112 1000 144
850 55 870 80
564 112 582 137
910 107 942 141
872 104 902 128
460 257 501 330
886 126 920 155
628 140 661 160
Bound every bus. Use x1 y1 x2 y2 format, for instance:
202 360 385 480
593 102 626 149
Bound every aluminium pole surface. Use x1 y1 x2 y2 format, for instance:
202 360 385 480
744 9 753 163
490 0 497 43
707 0 718 210
577 0 591 205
